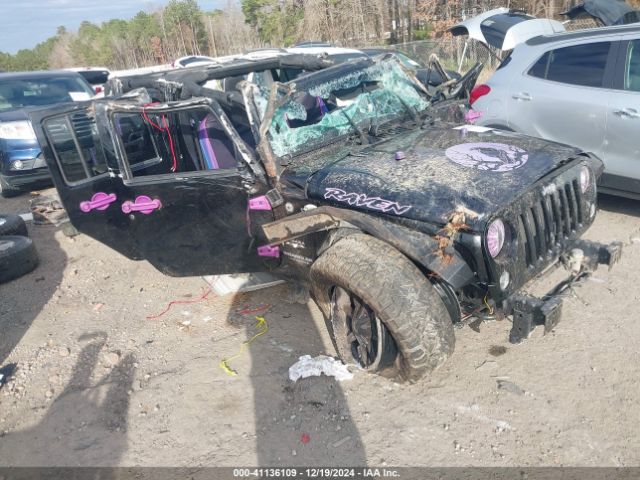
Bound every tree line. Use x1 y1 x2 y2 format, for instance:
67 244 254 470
1 0 638 72
0 0 258 72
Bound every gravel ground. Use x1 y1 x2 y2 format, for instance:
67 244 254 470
0 189 639 467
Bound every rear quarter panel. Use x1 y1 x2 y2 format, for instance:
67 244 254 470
474 48 533 127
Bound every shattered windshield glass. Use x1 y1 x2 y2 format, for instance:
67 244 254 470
257 59 429 158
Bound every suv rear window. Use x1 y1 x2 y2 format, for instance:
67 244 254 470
528 42 611 88
480 12 535 49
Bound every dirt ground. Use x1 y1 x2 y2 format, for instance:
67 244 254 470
0 188 639 468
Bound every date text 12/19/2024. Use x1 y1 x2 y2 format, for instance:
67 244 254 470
233 468 401 478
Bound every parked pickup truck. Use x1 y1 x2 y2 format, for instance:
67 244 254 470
27 53 622 381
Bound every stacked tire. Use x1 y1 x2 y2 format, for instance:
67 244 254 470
0 214 39 284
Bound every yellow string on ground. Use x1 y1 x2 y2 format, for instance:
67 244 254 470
219 316 269 376
483 294 494 315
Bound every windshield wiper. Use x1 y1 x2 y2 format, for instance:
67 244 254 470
340 109 368 145
387 90 420 123
366 91 423 140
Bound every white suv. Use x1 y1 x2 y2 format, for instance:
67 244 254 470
470 24 640 199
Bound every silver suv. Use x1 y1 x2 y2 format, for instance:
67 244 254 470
471 24 640 199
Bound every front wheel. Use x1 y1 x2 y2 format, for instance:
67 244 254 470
329 286 398 372
311 233 455 382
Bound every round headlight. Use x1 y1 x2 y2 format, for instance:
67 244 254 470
10 160 24 171
579 167 590 193
486 219 506 258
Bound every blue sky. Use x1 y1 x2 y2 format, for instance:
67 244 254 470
1 0 228 53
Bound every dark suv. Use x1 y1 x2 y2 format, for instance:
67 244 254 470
0 70 95 196
28 55 621 381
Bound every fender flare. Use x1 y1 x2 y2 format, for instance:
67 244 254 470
261 206 475 290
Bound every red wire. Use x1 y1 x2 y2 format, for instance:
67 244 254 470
146 287 214 320
142 102 178 172
162 115 178 172
142 102 163 130
236 304 272 316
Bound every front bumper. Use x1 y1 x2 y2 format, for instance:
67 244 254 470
1 147 51 190
2 169 51 187
505 240 623 344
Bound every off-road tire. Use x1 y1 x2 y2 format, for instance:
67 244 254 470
0 236 39 284
0 214 28 237
0 176 22 198
310 233 455 382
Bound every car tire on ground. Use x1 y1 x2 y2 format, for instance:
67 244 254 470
310 233 455 382
0 176 22 198
0 214 28 237
0 236 39 284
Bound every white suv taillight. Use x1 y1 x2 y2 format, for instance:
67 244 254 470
470 84 491 105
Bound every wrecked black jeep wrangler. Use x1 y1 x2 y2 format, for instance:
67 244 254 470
29 54 621 381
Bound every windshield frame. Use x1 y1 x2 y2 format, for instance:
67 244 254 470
250 56 430 160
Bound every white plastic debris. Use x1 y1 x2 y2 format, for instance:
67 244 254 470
288 355 354 382
203 273 285 295
568 248 585 274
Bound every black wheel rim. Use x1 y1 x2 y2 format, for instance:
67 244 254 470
330 286 391 371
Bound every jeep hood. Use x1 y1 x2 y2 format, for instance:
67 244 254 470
449 8 565 50
293 125 592 230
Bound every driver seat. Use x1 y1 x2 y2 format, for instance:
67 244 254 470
197 114 237 170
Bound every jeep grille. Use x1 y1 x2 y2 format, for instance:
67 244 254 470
519 178 584 268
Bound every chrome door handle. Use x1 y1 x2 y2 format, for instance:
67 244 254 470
614 108 640 118
512 93 532 101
